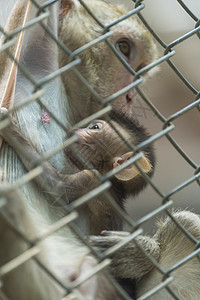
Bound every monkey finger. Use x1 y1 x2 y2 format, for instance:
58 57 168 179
101 230 130 237
89 235 122 249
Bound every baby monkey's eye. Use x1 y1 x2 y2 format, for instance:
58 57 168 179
88 122 102 130
116 39 131 58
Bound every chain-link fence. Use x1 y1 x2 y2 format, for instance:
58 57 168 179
0 0 199 299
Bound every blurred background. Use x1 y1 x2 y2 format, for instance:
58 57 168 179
109 0 200 233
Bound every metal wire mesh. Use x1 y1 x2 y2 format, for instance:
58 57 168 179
0 0 199 299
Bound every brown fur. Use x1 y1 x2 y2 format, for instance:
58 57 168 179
59 0 158 124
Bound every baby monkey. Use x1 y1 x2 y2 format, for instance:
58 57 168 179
0 109 155 235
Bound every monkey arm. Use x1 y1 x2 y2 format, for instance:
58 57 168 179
90 231 160 280
0 114 100 203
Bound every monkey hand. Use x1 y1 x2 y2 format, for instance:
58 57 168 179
83 169 101 190
90 231 130 250
60 169 101 201
90 231 160 280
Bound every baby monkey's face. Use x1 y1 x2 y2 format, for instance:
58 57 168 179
66 116 153 185
66 119 133 173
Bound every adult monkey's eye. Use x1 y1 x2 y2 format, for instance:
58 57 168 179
88 122 102 130
116 39 131 58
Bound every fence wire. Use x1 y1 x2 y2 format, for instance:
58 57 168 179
0 0 199 299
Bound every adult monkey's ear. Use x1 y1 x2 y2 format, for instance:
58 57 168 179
113 152 152 181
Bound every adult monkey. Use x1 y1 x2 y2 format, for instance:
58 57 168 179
58 0 158 124
0 0 158 299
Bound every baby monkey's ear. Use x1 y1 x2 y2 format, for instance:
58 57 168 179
113 152 152 181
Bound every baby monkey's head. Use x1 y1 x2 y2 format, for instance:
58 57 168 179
66 111 155 198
